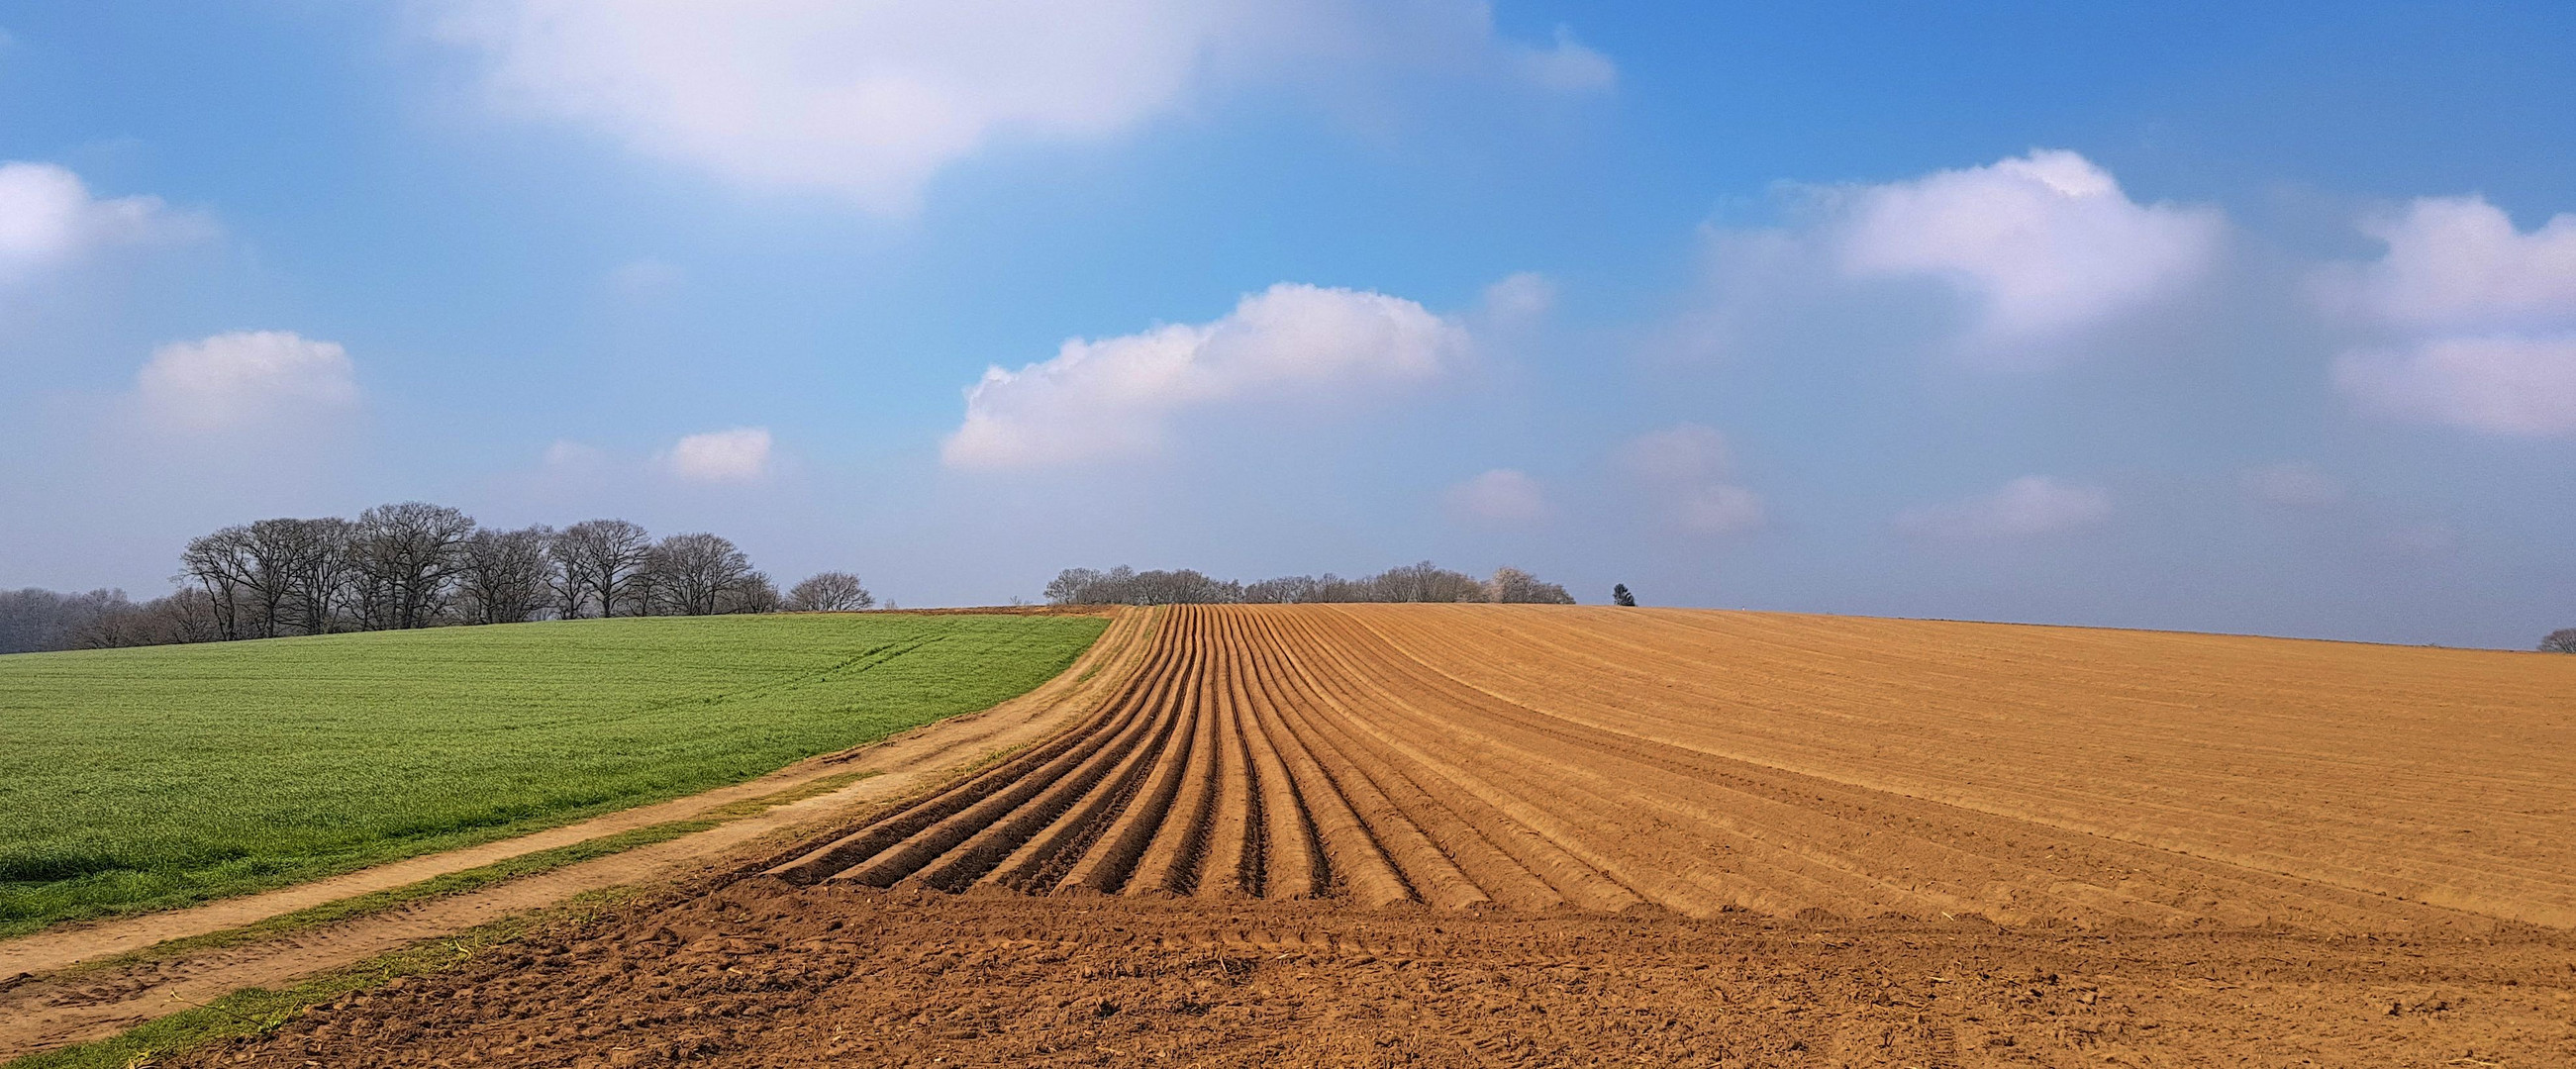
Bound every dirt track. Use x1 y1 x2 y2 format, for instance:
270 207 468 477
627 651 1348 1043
136 606 2576 1064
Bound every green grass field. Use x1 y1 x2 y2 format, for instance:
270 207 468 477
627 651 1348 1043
0 612 1105 936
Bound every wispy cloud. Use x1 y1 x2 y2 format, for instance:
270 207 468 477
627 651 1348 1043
1898 476 2111 540
1443 468 1547 526
1617 424 1763 534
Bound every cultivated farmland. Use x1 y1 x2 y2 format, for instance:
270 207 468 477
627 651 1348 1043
0 613 1105 935
768 604 2576 930
37 605 2576 1066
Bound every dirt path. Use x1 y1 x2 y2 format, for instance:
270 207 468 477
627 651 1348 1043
0 608 1150 1058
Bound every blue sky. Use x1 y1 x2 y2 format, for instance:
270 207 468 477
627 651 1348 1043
2 2 2571 647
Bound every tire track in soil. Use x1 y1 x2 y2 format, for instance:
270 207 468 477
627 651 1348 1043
760 604 2559 933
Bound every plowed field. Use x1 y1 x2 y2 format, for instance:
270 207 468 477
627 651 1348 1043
150 605 2576 1067
763 604 2576 932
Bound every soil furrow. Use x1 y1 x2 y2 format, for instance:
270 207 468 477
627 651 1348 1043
1225 609 1322 900
1231 610 1411 907
1054 607 1220 895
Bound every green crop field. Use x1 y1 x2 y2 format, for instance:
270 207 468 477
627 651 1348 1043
0 612 1106 936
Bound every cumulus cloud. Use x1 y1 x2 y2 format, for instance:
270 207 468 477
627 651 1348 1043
1665 150 2225 368
431 0 1612 212
942 282 1470 471
662 427 773 483
134 331 359 433
1836 149 2225 349
2322 196 2576 437
1897 476 2111 540
1617 424 1764 534
2240 460 2347 509
2327 195 2576 331
1443 468 1546 526
0 161 205 282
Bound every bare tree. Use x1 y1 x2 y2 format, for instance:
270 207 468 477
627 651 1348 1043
552 520 652 619
350 502 476 630
1041 566 1239 606
263 518 353 636
1043 567 1108 605
721 572 781 615
786 571 874 612
1241 575 1323 604
2542 629 2576 653
77 589 221 648
641 533 760 617
457 526 557 625
1049 561 1570 607
0 588 131 653
1488 566 1576 604
180 526 272 639
1367 561 1487 604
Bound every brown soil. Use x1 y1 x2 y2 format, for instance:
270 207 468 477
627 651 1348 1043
183 880 2576 1068
67 605 2576 1064
757 605 2576 932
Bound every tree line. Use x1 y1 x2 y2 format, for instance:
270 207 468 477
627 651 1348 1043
1043 561 1577 607
0 502 876 653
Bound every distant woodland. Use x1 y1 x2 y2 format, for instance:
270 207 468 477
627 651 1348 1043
0 502 872 653
1044 561 1576 607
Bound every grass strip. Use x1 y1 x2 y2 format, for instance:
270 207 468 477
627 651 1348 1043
2 890 643 1069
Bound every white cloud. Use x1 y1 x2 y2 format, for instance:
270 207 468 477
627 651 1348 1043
542 438 607 471
2333 336 2576 437
1835 149 2225 351
1665 151 2226 368
1618 423 1732 484
1512 26 1616 93
2240 460 2347 509
1897 476 2111 540
2322 196 2576 437
662 427 772 483
0 161 205 282
942 282 1469 471
1479 270 1555 323
1443 468 1545 526
1670 484 1766 535
1617 424 1765 534
2327 196 2576 331
134 331 359 433
431 0 1611 213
